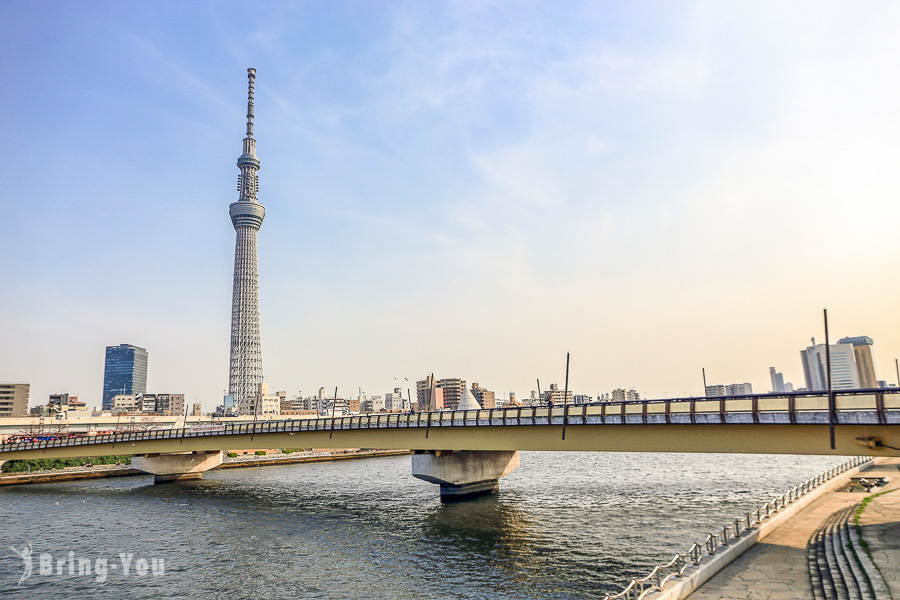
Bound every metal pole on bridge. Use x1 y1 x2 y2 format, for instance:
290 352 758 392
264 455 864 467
562 353 571 440
702 368 708 397
329 387 338 439
179 405 190 445
824 308 835 450
426 373 435 438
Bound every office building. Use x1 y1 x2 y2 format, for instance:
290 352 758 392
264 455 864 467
838 336 878 388
801 341 859 391
102 344 148 410
0 383 30 417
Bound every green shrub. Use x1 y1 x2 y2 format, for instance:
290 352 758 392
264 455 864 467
254 450 267 456
2 455 132 473
227 452 238 458
282 449 294 454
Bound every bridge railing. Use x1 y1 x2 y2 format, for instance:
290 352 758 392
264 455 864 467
600 456 870 600
1 389 898 454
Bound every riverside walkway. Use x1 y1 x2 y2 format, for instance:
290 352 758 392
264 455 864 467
687 458 900 600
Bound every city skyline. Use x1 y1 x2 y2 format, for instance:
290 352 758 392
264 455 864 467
3 2 900 410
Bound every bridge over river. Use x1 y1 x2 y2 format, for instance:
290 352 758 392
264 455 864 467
2 389 898 498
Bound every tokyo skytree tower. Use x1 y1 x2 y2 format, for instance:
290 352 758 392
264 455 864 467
228 68 266 401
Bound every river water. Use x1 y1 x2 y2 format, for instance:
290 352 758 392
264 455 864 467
0 452 845 599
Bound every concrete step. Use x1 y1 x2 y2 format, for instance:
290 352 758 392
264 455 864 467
844 505 891 600
827 508 861 600
809 509 838 600
808 506 880 600
835 508 874 600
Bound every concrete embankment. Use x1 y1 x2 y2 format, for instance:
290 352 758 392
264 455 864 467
0 465 144 486
0 449 412 486
681 458 900 600
216 449 411 469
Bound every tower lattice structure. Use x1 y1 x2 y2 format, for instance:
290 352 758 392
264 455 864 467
228 68 266 402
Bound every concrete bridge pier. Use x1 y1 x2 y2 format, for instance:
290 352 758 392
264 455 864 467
131 451 224 483
412 450 520 501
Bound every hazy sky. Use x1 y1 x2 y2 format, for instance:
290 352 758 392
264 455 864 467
3 1 900 410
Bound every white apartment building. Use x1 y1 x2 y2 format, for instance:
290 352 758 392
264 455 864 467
801 342 860 391
236 382 282 416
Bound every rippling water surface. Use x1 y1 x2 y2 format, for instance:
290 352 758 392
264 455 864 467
0 452 845 599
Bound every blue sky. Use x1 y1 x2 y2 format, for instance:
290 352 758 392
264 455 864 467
3 1 900 410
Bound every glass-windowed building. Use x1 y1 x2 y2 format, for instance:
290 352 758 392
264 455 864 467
102 344 148 410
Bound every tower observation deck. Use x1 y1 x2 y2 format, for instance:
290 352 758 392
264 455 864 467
228 68 265 402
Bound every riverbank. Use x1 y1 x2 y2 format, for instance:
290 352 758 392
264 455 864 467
685 457 900 600
0 449 412 486
217 448 411 469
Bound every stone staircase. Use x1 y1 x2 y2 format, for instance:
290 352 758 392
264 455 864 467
807 506 891 600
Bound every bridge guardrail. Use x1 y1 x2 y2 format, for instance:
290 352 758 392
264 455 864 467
1 389 898 454
600 456 870 600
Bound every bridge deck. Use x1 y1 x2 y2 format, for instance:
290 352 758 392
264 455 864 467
2 390 899 460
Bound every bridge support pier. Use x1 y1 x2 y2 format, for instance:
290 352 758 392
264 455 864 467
411 450 519 501
131 451 223 483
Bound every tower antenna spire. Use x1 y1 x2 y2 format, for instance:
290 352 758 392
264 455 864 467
246 68 255 139
235 68 260 202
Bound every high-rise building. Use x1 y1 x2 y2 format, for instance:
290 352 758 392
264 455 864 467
418 376 467 411
436 378 466 411
838 336 878 388
228 68 266 403
415 377 444 412
800 341 859 391
416 376 436 410
102 344 148 410
769 368 794 393
471 382 496 409
0 383 29 417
